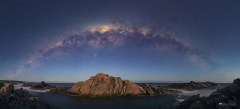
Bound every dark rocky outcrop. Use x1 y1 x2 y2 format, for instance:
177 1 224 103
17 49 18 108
141 84 163 95
233 78 240 85
22 82 34 87
49 87 70 94
0 83 4 89
167 81 217 90
14 88 29 97
140 84 179 96
0 83 51 109
31 81 54 90
169 79 240 109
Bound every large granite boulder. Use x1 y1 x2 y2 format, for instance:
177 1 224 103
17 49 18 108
0 83 51 109
69 73 147 96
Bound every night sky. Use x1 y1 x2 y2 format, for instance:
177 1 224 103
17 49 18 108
0 0 240 83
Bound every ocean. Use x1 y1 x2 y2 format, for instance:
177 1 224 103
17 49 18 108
14 83 231 109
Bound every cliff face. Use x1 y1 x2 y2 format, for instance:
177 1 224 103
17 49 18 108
69 73 147 96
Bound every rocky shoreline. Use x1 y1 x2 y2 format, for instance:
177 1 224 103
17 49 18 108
166 81 217 91
16 73 217 98
169 78 240 109
2 73 230 109
0 83 51 109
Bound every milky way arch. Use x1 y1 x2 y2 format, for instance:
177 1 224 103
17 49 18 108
9 23 208 78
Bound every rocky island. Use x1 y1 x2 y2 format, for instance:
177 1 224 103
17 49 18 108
0 83 51 109
50 73 178 97
169 78 240 109
167 81 217 90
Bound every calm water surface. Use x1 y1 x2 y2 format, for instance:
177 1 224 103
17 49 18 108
15 83 230 109
33 93 177 109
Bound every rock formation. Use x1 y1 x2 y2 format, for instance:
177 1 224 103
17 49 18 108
167 81 217 90
140 84 179 95
49 87 70 94
0 83 14 95
22 82 34 87
169 78 240 109
68 73 179 97
31 81 54 90
140 84 162 95
0 83 51 109
233 78 240 85
69 73 147 96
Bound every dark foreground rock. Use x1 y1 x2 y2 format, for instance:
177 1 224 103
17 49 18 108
0 83 51 109
167 81 217 90
169 79 240 109
233 78 240 85
31 81 54 90
68 73 178 97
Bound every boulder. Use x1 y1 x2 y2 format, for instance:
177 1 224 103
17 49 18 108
0 83 14 95
233 78 240 85
14 88 29 97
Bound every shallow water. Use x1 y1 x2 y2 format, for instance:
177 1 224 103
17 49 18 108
175 83 231 102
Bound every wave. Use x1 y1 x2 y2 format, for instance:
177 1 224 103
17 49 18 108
14 84 50 93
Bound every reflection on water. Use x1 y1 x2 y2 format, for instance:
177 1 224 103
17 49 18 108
34 93 178 109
